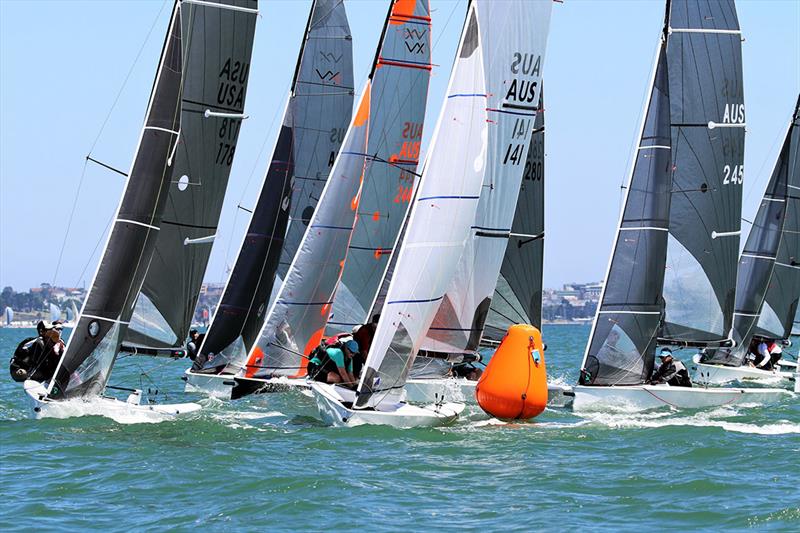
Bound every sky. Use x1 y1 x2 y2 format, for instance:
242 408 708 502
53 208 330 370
1 0 798 293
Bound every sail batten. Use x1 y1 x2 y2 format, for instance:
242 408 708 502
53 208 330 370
196 0 353 371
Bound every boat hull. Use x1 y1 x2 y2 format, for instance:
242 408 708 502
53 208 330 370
183 369 310 400
404 377 575 408
572 384 793 412
24 380 201 423
310 382 464 428
691 354 794 387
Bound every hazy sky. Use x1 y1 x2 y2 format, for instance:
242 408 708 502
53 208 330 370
1 0 798 293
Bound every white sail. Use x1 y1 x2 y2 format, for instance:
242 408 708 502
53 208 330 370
355 0 553 408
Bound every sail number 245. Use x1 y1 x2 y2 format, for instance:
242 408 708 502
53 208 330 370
722 164 743 185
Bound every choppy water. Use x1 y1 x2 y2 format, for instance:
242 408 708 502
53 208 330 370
1 325 798 531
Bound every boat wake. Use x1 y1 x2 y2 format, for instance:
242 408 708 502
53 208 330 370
575 407 800 435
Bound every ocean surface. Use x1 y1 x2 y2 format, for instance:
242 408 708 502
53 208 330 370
1 324 798 531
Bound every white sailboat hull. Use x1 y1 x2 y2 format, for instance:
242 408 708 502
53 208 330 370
183 369 311 400
404 377 575 408
24 380 201 423
691 354 794 386
310 382 464 428
572 384 793 412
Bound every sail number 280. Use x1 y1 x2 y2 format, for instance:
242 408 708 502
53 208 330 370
722 164 743 185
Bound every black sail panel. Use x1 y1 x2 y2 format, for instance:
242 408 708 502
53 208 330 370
197 0 354 367
660 0 744 345
581 46 672 386
49 7 184 399
127 0 258 348
707 98 797 364
484 90 545 342
755 96 800 340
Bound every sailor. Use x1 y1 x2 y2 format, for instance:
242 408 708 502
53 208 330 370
649 348 692 387
452 363 482 381
352 314 378 377
751 339 783 371
307 338 359 387
186 329 200 361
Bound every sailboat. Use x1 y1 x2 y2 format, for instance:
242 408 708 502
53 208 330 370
692 95 800 386
4 307 13 327
573 0 792 412
20 0 258 420
211 0 433 401
183 0 354 398
310 0 553 427
48 302 61 324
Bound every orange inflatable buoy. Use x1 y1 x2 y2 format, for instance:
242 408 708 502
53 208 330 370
475 324 547 420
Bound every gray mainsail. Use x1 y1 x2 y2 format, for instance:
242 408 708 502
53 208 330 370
126 0 258 349
47 4 185 399
325 2 431 335
706 97 799 365
245 0 433 379
660 0 745 346
580 44 672 386
483 90 545 343
196 0 353 370
754 96 800 341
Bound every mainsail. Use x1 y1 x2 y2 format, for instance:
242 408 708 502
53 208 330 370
705 97 798 365
245 0 433 379
126 0 258 349
660 0 745 346
49 303 61 324
355 0 553 408
580 43 672 386
483 90 545 342
754 96 800 341
197 0 353 370
4 307 13 326
47 4 185 399
325 2 431 335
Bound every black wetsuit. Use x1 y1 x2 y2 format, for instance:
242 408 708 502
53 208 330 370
650 359 692 387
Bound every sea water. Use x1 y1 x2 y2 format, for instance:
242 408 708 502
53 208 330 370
1 325 797 530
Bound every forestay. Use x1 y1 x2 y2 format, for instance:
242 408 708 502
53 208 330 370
197 0 353 371
47 5 184 399
660 0 744 345
126 0 258 349
580 43 672 386
356 0 553 408
246 0 433 379
754 96 800 341
706 97 798 365
325 2 431 335
483 90 545 343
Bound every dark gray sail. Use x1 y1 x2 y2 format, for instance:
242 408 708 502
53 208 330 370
48 6 184 399
580 44 672 386
197 0 353 368
706 97 798 365
754 96 800 341
484 90 545 342
126 0 258 349
660 0 745 346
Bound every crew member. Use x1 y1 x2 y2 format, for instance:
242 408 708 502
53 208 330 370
649 348 692 387
352 315 378 377
751 339 783 371
307 339 359 387
186 329 200 361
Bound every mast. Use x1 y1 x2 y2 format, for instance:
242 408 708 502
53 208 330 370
195 0 354 371
659 0 745 348
355 0 553 408
124 0 259 349
244 0 434 380
46 3 185 398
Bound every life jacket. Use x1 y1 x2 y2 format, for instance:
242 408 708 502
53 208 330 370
669 360 692 387
9 336 43 382
308 334 351 378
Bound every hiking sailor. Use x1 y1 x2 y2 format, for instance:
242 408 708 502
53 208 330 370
307 338 359 387
749 339 783 371
9 321 63 382
649 348 692 387
186 329 200 361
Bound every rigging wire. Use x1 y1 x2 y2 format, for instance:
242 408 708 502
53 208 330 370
51 0 171 287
